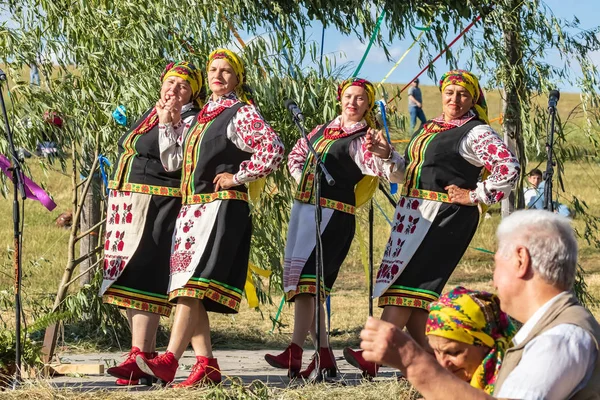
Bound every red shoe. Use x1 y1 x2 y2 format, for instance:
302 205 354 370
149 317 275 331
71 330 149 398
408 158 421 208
115 378 139 386
136 351 179 384
173 356 221 388
343 347 379 378
299 347 337 379
264 343 303 378
107 347 157 381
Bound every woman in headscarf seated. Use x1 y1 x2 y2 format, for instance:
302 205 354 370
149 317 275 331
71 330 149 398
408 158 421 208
135 49 285 388
343 70 520 378
264 78 404 379
426 286 516 395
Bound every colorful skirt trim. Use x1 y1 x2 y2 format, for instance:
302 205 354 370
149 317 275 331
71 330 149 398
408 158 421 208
285 275 332 302
377 285 439 311
103 284 172 317
108 181 182 197
169 277 243 313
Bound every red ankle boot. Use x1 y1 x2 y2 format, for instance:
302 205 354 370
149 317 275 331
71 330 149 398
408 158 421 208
299 347 337 379
107 347 156 381
173 355 221 388
136 351 179 384
343 347 379 378
264 343 303 377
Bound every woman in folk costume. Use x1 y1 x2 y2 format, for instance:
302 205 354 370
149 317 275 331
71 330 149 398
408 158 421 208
264 78 404 378
426 287 516 395
343 69 520 377
136 49 285 387
102 61 204 385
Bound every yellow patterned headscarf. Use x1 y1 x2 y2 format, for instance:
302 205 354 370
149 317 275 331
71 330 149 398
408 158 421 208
207 48 253 104
439 69 489 124
160 61 205 107
426 286 516 395
337 78 377 128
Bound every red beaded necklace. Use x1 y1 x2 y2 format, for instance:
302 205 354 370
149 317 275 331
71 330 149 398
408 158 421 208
197 105 227 123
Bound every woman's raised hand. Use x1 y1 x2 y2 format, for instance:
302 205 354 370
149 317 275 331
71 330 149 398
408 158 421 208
366 128 393 159
156 98 172 124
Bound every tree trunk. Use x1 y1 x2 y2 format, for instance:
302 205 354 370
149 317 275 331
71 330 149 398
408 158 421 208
501 1 527 217
78 178 101 285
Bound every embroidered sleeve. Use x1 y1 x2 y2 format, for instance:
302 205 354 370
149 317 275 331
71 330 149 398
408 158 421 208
287 125 323 184
226 104 285 184
349 136 405 183
460 125 520 205
158 114 196 172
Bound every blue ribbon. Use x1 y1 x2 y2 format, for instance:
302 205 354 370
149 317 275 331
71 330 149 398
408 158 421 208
374 198 393 226
112 105 127 126
98 154 111 194
272 21 296 78
376 100 398 194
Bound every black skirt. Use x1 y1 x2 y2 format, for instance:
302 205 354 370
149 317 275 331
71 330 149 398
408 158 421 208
378 202 479 310
286 209 356 302
169 200 252 314
103 194 180 316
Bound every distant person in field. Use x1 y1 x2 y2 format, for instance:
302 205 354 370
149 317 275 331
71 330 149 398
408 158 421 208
523 168 544 210
135 49 285 388
361 210 600 399
101 61 205 386
343 69 520 378
408 78 426 132
524 168 571 217
36 111 62 158
264 78 404 379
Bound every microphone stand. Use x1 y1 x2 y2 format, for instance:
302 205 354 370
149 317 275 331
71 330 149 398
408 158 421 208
289 114 335 383
543 104 557 212
0 76 27 389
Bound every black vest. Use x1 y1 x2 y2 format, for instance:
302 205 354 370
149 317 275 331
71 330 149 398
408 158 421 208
184 103 249 197
112 107 199 189
297 122 367 207
405 119 483 192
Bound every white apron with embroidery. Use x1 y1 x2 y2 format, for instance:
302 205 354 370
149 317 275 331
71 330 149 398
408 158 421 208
168 202 221 292
282 201 334 293
373 196 441 298
100 191 151 295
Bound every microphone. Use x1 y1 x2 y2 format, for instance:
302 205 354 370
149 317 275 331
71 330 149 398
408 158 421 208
548 90 560 109
0 69 6 81
284 99 305 122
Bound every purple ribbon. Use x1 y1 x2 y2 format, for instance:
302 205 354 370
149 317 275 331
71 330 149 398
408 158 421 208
0 154 57 211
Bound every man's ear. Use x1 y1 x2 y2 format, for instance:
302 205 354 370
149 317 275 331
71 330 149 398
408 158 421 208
515 245 531 279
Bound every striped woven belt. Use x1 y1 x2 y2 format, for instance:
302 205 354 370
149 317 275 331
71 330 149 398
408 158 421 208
183 190 248 205
400 186 451 203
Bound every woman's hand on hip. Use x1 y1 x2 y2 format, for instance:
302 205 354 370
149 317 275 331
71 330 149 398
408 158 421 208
214 173 236 192
366 128 393 159
445 184 473 205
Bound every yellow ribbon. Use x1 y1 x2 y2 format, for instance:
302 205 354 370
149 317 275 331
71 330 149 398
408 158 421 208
355 218 371 291
244 262 272 308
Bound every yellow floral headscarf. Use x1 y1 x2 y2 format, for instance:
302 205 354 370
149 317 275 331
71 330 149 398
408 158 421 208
439 69 489 124
207 49 253 105
160 61 205 108
426 286 516 395
337 78 377 128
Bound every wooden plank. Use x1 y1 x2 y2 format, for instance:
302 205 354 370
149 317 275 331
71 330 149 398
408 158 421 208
45 363 105 376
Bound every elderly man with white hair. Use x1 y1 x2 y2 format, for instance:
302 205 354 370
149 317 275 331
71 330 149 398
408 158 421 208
360 210 600 399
